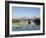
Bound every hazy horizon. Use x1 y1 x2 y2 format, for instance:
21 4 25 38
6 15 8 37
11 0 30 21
12 6 40 19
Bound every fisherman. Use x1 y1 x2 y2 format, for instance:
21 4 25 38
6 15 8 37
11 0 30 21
28 19 31 25
27 19 31 30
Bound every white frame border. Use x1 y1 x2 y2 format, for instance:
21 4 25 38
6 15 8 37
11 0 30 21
9 3 43 35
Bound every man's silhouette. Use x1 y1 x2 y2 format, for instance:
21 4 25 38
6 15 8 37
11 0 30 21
27 19 31 30
28 19 31 25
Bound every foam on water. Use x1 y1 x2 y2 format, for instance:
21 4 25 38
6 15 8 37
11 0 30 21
12 22 40 31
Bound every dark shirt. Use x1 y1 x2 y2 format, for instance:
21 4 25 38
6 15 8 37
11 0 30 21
28 19 31 25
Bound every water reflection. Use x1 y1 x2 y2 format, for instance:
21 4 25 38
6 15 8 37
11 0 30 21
12 21 40 31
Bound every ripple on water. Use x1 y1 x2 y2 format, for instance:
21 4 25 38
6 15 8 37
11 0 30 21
12 23 40 31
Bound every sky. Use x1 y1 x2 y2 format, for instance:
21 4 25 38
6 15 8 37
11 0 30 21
12 6 40 19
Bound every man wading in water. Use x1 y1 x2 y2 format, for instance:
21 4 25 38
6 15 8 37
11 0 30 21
27 19 31 30
28 19 31 25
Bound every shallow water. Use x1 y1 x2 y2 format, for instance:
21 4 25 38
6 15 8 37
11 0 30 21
12 23 40 31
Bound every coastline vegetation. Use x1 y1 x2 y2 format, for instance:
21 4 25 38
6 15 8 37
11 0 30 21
12 18 40 26
33 18 40 25
12 19 20 23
